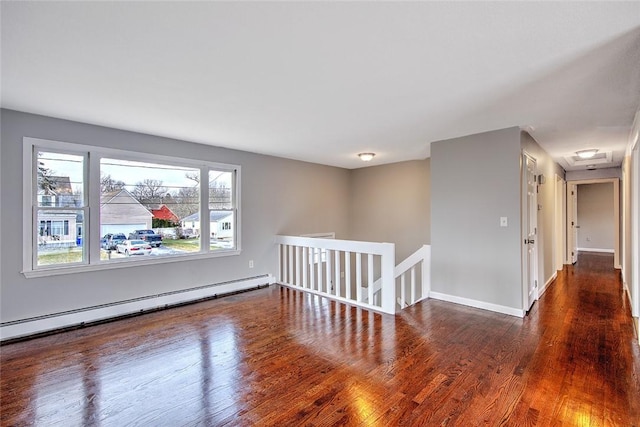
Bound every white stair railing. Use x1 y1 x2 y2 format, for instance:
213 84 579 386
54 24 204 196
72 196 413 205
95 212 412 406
362 245 431 309
395 245 431 308
275 235 396 314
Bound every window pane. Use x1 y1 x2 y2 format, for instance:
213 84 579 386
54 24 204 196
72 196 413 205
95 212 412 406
208 170 233 209
37 210 84 266
209 210 235 251
100 158 201 259
37 152 84 207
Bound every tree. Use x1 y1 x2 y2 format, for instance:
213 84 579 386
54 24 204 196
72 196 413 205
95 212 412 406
185 171 200 184
132 179 168 208
169 186 199 220
37 160 56 194
100 174 126 193
209 181 231 209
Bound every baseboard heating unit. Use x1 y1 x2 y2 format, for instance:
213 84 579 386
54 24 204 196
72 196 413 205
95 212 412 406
1 274 275 342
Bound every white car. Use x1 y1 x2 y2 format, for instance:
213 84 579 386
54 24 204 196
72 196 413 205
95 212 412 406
116 239 152 256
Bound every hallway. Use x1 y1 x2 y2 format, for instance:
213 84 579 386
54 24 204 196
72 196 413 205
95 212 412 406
1 253 639 425
512 252 640 425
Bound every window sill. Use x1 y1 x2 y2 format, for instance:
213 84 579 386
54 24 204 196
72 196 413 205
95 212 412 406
22 249 241 278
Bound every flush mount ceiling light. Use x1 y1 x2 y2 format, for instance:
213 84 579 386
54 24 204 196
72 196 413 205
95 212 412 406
358 152 375 162
576 149 598 159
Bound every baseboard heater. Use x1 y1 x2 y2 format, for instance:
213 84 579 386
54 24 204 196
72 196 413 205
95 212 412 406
1 274 275 343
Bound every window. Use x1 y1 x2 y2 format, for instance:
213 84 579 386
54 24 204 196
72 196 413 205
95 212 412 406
33 150 86 267
208 170 235 251
24 138 241 276
100 158 202 255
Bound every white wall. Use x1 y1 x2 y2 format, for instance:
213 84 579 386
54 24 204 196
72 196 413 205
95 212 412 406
0 109 351 323
577 183 615 251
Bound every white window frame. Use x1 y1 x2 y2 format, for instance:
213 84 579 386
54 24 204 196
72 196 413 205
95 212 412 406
22 137 241 278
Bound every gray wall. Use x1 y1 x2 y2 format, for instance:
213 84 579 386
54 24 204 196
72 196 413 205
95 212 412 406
348 159 430 262
0 109 351 323
577 183 615 251
431 128 523 310
566 167 621 181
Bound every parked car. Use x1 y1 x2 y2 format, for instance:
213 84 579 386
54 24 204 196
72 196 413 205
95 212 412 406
100 233 127 250
128 229 162 247
116 239 152 256
180 228 199 239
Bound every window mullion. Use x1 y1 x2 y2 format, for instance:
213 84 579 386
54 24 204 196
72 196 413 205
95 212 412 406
24 137 240 276
233 168 240 251
200 166 209 253
88 153 101 264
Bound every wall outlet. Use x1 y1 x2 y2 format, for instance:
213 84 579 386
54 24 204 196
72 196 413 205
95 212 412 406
500 217 508 227
249 260 254 268
340 271 345 278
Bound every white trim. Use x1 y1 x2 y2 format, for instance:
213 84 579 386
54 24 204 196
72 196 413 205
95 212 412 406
300 232 336 239
577 247 615 254
632 140 639 318
538 272 557 297
521 151 539 312
22 249 242 278
1 275 274 341
625 110 639 157
554 174 566 271
429 291 525 318
22 136 242 277
566 178 621 268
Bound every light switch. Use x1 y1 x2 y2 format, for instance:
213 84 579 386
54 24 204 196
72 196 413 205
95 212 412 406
500 217 508 227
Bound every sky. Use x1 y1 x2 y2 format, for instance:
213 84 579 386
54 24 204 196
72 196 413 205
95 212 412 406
38 152 231 195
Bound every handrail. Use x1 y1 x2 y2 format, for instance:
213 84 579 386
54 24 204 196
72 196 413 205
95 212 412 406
396 245 430 308
275 235 396 314
366 245 431 308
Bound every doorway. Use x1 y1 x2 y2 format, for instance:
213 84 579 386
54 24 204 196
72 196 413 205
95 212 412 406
566 178 620 268
522 153 538 312
554 174 566 271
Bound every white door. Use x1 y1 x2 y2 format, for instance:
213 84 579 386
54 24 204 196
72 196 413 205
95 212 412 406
523 154 538 311
567 184 578 264
554 175 565 271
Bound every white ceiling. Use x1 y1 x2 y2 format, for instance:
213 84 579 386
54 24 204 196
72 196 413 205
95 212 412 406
2 2 639 171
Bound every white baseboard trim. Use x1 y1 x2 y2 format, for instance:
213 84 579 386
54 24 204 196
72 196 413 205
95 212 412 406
428 291 524 318
539 272 557 297
1 274 275 341
577 247 614 253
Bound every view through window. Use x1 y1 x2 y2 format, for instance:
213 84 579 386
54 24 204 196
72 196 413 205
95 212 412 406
100 158 202 259
27 139 239 273
36 151 85 266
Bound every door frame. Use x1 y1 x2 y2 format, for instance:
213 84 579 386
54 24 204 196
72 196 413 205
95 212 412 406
631 143 639 319
555 174 566 270
521 152 539 312
566 183 578 264
565 178 621 268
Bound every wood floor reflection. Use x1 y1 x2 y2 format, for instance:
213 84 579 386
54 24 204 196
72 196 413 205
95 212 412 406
2 252 639 426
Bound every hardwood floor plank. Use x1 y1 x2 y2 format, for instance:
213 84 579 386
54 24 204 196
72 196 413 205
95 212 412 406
1 252 639 426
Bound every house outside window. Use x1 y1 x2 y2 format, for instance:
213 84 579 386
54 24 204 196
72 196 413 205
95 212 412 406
23 137 241 276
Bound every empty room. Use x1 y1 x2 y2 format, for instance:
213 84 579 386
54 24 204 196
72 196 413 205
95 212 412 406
2 2 640 425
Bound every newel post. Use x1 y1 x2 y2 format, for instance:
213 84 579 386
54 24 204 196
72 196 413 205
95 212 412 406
422 245 431 299
380 243 396 314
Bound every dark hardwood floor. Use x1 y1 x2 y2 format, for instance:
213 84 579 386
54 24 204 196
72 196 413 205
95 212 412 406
2 252 639 426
